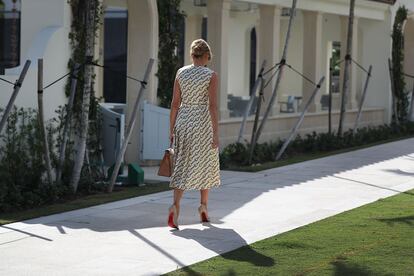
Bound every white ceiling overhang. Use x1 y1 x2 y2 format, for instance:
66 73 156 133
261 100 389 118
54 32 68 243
236 0 390 20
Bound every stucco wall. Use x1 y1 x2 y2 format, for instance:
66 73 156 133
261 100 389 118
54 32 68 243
227 10 259 97
278 10 304 98
0 0 71 120
359 15 392 123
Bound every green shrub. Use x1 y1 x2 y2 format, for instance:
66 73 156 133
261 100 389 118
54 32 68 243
220 123 414 169
0 106 103 213
0 108 60 211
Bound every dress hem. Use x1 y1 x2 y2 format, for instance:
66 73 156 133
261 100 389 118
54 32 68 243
169 183 221 191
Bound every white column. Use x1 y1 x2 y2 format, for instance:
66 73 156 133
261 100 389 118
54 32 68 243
302 11 323 112
126 0 158 163
184 14 203 66
340 15 358 109
207 0 230 119
258 4 281 116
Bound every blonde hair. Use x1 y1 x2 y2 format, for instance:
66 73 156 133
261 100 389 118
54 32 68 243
190 39 212 60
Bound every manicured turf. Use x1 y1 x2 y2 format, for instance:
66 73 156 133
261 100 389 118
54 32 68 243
166 189 414 276
0 181 170 225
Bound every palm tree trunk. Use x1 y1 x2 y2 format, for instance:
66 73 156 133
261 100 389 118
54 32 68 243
338 0 355 136
56 63 80 185
37 59 53 184
70 0 96 193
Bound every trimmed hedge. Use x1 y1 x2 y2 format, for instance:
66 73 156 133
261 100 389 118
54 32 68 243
219 123 414 169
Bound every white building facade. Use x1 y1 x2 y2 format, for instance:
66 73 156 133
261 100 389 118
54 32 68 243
1 0 413 164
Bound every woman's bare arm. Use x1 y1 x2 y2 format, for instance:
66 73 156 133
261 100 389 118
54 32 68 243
208 72 219 148
170 77 182 144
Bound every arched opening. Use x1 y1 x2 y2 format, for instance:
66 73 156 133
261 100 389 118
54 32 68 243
249 27 257 94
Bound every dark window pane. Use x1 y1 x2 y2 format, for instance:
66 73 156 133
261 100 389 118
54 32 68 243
249 27 257 93
104 9 128 103
202 17 207 41
0 0 21 70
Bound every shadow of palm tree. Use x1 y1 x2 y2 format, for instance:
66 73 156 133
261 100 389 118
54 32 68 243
332 176 414 197
331 260 394 276
383 169 414 176
376 215 414 226
274 240 321 250
172 224 275 267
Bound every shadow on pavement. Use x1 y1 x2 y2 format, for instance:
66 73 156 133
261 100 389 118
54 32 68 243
172 224 274 267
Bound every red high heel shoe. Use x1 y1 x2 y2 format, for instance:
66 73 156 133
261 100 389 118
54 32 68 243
198 204 210 223
168 205 179 229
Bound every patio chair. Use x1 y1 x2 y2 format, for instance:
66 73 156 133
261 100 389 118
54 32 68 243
279 95 295 113
320 94 330 110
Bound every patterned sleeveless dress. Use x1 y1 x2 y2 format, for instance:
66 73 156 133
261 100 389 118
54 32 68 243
170 64 221 190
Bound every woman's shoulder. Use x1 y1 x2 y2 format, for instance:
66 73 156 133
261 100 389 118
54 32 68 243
177 65 191 74
175 65 190 81
176 65 216 77
200 66 215 78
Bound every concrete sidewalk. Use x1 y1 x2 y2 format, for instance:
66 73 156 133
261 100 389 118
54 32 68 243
1 138 414 276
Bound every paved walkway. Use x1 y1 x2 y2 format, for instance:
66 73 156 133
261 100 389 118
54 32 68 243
1 139 414 276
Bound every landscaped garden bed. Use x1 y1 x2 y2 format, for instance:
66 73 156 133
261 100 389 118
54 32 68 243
220 123 414 172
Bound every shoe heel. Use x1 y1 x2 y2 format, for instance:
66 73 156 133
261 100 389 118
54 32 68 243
198 205 210 223
168 205 179 229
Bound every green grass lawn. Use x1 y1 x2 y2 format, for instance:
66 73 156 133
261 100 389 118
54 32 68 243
0 181 170 225
166 189 414 276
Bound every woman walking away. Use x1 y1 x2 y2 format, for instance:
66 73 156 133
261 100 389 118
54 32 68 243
168 39 221 229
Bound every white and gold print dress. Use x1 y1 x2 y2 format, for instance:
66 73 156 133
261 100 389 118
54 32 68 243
170 65 221 190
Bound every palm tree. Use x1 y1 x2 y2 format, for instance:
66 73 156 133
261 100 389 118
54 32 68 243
70 0 97 193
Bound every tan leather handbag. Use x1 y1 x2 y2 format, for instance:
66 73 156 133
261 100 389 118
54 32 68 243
158 146 174 177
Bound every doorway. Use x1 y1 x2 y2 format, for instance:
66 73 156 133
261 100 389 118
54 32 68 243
103 7 128 103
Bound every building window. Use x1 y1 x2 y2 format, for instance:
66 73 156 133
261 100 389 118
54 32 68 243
330 41 341 93
249 27 257 94
103 7 128 103
201 17 207 41
0 0 21 73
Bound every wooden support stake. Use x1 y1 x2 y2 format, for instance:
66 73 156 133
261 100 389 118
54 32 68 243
353 65 372 130
237 60 266 143
0 60 31 134
108 59 154 192
250 0 298 157
248 72 266 164
275 77 325 161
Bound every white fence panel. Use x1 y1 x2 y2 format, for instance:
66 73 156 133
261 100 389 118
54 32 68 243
140 100 170 160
